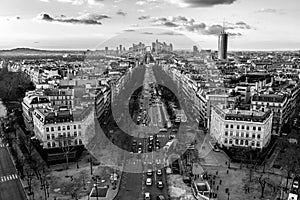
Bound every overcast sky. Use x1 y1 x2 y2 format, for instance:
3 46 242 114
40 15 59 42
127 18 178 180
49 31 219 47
0 0 299 50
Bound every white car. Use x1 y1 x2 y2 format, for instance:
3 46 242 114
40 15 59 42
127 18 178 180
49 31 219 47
156 169 162 176
138 147 142 154
146 178 152 186
144 192 151 200
293 181 299 189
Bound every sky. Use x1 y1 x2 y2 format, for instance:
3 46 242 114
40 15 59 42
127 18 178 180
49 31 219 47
0 0 299 51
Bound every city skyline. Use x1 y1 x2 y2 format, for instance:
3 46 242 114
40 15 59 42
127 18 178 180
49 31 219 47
0 0 299 50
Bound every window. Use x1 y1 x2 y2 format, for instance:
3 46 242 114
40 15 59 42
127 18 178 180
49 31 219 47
67 132 71 137
225 124 229 128
237 125 240 129
78 125 81 129
230 132 233 136
58 126 61 131
74 125 77 129
75 140 78 145
235 139 239 144
225 131 228 136
78 131 81 136
229 139 233 144
47 134 50 140
252 134 255 139
47 142 51 148
51 127 54 132
257 134 261 139
241 132 244 138
236 132 239 137
246 126 249 130
46 127 49 132
230 124 233 129
79 139 82 145
258 127 261 131
241 125 245 130
245 140 248 145
51 134 55 139
52 142 56 147
253 126 256 131
246 133 249 138
224 139 228 144
257 142 260 147
59 142 62 147
74 132 77 137
62 126 65 131
63 132 66 137
67 125 70 130
251 141 255 146
240 140 244 145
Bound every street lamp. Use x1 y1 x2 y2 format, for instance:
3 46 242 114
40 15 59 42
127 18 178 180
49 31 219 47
40 176 50 200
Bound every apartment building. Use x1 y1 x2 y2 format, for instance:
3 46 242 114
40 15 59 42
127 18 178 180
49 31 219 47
210 104 273 149
32 105 94 150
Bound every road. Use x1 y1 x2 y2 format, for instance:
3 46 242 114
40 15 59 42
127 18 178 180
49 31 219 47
0 138 27 200
115 63 170 200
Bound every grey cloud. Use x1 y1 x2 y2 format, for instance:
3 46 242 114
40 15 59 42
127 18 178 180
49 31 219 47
37 13 110 25
158 31 183 35
164 21 179 27
167 0 238 7
124 29 136 32
141 32 154 35
256 8 285 14
116 10 127 16
138 15 150 20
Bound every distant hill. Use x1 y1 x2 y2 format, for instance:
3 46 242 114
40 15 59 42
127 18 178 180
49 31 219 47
0 47 86 58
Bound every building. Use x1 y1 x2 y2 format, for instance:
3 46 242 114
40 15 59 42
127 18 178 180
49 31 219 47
235 84 251 103
22 91 51 130
252 93 289 135
218 28 228 60
32 105 94 150
210 104 273 149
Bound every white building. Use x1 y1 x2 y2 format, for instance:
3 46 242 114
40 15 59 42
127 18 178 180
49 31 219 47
210 104 273 149
32 105 95 149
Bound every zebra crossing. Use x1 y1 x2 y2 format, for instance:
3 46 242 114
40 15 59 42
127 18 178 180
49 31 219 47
0 174 18 183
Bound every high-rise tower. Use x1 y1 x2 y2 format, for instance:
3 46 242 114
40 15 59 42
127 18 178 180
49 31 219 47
218 23 228 60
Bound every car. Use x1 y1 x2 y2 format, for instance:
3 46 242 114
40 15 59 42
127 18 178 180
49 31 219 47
132 140 137 146
146 178 152 186
148 136 154 141
144 192 151 200
292 181 299 189
148 145 153 152
138 147 142 154
155 146 160 151
138 142 143 148
157 181 164 189
156 195 165 200
156 169 162 176
147 169 153 176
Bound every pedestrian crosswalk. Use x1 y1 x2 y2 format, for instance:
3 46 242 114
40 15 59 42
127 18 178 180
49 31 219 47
0 174 18 183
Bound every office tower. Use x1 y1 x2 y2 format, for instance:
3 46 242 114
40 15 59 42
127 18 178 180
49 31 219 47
218 26 228 60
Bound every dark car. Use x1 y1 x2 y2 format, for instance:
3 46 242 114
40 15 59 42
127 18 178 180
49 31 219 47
156 195 165 200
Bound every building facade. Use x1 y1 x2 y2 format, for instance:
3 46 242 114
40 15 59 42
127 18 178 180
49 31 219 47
210 104 273 149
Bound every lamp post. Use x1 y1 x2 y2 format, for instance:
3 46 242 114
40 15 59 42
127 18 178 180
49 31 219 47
40 176 49 200
92 175 100 200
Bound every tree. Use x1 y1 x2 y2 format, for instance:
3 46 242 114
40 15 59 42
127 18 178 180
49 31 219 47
258 175 268 198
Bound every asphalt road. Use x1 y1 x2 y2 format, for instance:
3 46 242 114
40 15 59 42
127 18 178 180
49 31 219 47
114 63 170 200
0 145 27 200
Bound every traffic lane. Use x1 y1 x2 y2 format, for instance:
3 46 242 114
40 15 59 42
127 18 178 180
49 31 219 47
0 147 17 177
0 179 27 200
144 167 169 200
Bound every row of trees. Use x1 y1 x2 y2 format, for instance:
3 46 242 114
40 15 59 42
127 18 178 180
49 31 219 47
0 66 35 102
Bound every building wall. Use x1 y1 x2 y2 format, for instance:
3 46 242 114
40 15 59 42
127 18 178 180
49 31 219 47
210 107 273 149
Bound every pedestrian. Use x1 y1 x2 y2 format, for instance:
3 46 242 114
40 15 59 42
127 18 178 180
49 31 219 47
216 171 218 175
226 170 229 174
219 179 222 185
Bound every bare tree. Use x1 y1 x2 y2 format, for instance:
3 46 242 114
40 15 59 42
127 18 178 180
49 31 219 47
258 175 268 198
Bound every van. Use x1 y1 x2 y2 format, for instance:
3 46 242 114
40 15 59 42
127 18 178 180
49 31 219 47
156 195 165 200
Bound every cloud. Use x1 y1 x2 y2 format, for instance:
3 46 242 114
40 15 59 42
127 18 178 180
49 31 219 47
124 29 136 32
147 15 251 36
138 15 150 20
164 0 237 7
0 15 21 21
158 31 183 35
141 32 154 35
39 0 104 6
256 8 285 14
136 0 159 5
116 10 127 16
37 13 110 25
138 9 146 13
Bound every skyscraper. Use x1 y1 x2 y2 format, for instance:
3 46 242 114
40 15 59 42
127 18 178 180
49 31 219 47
218 26 228 60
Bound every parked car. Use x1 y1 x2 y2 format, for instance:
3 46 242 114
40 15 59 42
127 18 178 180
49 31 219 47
144 192 151 200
